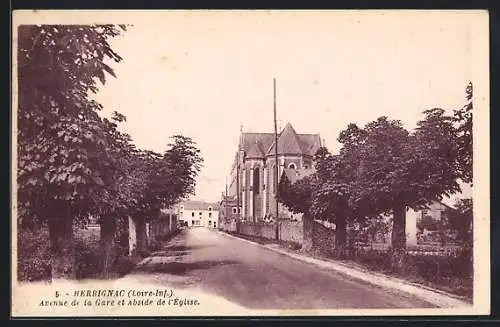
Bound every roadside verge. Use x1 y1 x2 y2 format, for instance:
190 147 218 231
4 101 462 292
219 231 472 309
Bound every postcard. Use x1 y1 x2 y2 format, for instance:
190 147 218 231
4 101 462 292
11 9 490 317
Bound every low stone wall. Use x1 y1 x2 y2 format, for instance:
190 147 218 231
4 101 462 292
234 220 303 244
227 219 336 255
238 221 276 240
279 220 303 244
221 219 238 233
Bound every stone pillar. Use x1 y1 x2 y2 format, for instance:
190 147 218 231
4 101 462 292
250 162 254 222
128 216 137 256
241 167 246 219
406 208 418 246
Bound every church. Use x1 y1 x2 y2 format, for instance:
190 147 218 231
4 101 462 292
226 123 322 222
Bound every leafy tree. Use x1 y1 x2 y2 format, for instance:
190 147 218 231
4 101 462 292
131 135 203 254
349 114 461 271
88 111 142 278
309 150 353 257
454 82 473 184
278 173 315 250
17 25 126 279
444 198 473 247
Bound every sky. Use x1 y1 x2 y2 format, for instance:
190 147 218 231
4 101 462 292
90 10 485 203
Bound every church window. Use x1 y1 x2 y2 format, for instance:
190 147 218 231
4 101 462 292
253 168 260 194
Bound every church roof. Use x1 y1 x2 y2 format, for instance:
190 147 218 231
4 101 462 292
240 123 321 159
268 123 306 155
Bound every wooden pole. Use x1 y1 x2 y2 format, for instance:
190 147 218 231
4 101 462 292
274 78 279 241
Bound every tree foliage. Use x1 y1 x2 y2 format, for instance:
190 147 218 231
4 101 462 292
17 25 127 228
444 198 473 245
454 82 473 184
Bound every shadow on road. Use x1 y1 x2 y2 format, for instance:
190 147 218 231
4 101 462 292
150 250 189 257
164 244 218 252
134 260 241 275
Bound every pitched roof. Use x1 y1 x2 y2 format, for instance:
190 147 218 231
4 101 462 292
268 123 304 155
240 133 275 159
181 200 220 211
240 123 321 159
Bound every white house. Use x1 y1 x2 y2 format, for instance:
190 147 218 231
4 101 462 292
179 200 220 228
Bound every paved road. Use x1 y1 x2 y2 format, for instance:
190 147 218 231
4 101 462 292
131 227 436 309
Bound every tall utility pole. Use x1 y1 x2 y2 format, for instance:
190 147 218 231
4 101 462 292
236 150 240 222
273 78 279 241
225 178 229 223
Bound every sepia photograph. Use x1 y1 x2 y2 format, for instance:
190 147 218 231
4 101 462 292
11 10 490 317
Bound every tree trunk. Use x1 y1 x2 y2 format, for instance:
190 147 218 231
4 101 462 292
48 214 75 280
134 215 148 256
99 216 116 279
391 203 407 273
335 215 347 259
302 213 313 252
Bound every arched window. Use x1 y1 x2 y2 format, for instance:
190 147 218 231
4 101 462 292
288 163 296 169
253 167 260 194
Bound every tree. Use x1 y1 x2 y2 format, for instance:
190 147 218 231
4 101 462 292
17 25 126 279
454 82 473 184
131 135 203 254
349 114 461 272
88 111 142 278
309 149 353 258
444 198 473 247
278 173 315 251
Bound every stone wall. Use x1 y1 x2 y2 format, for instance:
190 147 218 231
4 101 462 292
279 220 303 244
238 221 276 239
235 220 303 244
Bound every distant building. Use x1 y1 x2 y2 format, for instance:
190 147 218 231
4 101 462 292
219 194 240 229
179 200 220 228
227 123 321 222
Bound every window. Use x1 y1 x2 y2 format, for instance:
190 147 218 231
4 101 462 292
209 212 212 218
304 165 308 169
191 212 195 217
288 163 296 169
199 212 202 216
208 207 212 211
232 207 237 214
253 168 260 194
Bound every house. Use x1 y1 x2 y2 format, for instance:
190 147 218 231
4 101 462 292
219 194 240 230
227 122 322 223
179 200 220 228
381 200 456 246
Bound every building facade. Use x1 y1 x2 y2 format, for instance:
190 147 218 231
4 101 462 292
227 123 321 223
179 200 220 228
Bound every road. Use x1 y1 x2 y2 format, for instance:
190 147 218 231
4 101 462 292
130 227 436 309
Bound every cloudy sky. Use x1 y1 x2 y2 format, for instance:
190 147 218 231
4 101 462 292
86 10 486 203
